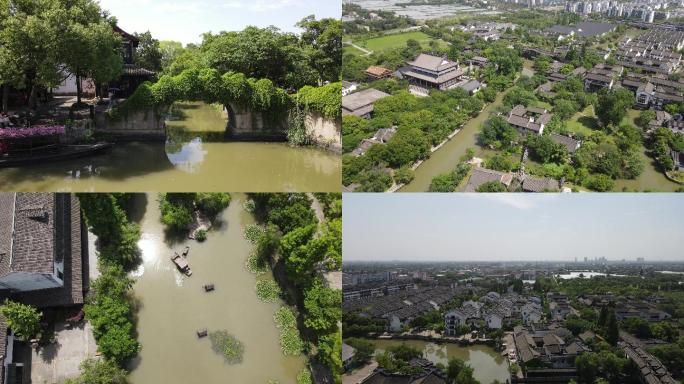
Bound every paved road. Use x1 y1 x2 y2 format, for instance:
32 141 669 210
343 41 374 56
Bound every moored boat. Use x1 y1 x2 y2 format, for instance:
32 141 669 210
0 142 112 167
170 253 192 276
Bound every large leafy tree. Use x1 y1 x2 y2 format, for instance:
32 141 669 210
64 358 127 384
297 15 341 83
303 281 341 332
0 0 122 107
0 300 42 340
134 31 163 72
0 0 65 108
596 89 634 127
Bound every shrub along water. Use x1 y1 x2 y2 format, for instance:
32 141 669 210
111 68 340 146
78 194 141 367
247 193 343 383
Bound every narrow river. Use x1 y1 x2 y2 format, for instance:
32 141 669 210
0 102 340 192
127 193 305 383
370 339 509 384
400 92 506 192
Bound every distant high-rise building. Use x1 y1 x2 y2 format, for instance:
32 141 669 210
637 257 645 263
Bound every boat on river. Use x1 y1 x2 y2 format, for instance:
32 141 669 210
0 142 112 167
171 253 192 276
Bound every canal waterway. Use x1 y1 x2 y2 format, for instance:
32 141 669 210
369 339 509 384
126 193 305 384
400 92 506 192
0 102 340 192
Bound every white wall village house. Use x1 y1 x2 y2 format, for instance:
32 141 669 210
522 303 543 325
445 309 468 335
485 312 503 329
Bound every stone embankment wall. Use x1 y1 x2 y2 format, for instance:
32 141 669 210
305 112 341 154
94 109 166 141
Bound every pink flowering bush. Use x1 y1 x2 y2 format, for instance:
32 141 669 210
0 126 66 139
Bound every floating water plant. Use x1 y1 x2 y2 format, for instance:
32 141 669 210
273 307 297 330
243 224 263 244
255 279 281 303
296 368 312 384
208 330 244 364
195 229 207 242
245 253 266 275
273 306 303 356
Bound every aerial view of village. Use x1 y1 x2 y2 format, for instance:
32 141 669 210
0 0 342 192
0 192 342 383
342 193 684 384
341 0 684 192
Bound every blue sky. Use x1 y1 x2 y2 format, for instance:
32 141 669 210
98 0 341 45
343 194 684 262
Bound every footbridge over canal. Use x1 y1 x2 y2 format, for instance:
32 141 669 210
93 68 341 151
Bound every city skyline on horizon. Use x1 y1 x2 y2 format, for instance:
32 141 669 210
343 194 684 262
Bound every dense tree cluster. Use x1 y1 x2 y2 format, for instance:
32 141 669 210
249 193 342 382
428 163 471 192
343 89 484 191
84 263 140 364
159 17 340 90
0 0 123 109
158 193 231 233
78 194 141 269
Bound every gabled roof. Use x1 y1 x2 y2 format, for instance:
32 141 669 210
4 193 56 276
409 54 458 72
342 89 390 113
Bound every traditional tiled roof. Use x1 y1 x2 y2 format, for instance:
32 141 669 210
550 133 580 153
409 54 458 72
122 64 156 77
0 194 86 307
522 176 561 192
463 168 513 192
365 66 393 78
342 343 356 362
8 193 56 275
342 89 390 116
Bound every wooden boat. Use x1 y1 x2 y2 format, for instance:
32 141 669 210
182 246 190 257
197 329 208 338
203 283 215 292
0 142 112 167
170 253 192 276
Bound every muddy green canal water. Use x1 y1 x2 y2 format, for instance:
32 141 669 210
370 339 509 384
126 193 305 383
0 103 340 192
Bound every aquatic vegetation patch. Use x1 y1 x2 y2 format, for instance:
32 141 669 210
245 253 267 276
273 306 304 356
243 224 264 244
279 326 305 356
243 199 256 213
296 368 312 384
255 279 281 303
274 307 297 330
209 330 244 364
195 229 208 242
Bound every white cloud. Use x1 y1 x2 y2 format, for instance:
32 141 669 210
474 193 559 210
218 0 305 12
